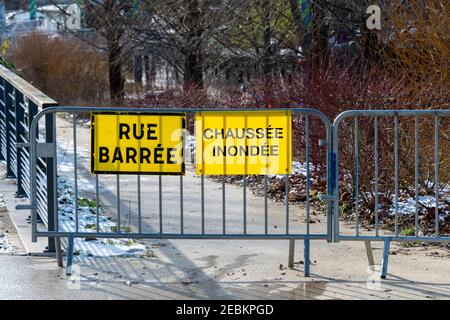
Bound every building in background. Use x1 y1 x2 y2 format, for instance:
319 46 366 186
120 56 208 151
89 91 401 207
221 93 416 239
4 2 81 39
0 1 5 37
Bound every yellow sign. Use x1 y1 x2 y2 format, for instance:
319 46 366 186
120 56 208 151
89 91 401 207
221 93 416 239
1 39 9 57
196 111 292 175
91 113 185 175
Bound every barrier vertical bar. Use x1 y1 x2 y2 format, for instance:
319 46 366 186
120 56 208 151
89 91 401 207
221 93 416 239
222 175 226 234
118 175 122 232
243 115 247 235
243 175 247 234
45 107 57 252
414 115 419 236
381 238 391 279
354 116 360 236
394 116 399 236
332 117 340 242
304 238 310 277
180 175 184 234
305 115 310 235
159 175 162 234
434 116 439 237
66 235 74 276
96 175 100 232
222 115 226 235
180 117 185 234
285 174 289 233
288 239 295 268
73 114 79 235
199 112 205 234
327 118 334 243
201 175 205 234
264 175 268 234
374 116 379 236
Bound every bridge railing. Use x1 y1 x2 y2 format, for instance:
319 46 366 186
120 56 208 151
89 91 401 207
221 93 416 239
0 64 58 250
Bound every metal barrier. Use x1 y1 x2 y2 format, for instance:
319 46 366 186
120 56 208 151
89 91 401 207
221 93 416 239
28 106 333 276
332 110 450 278
1 66 449 280
0 65 59 253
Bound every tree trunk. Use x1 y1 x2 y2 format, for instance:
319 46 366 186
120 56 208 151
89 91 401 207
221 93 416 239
183 0 203 91
184 51 203 90
262 0 273 78
311 2 329 70
133 55 143 85
288 0 305 49
106 29 124 103
363 30 380 66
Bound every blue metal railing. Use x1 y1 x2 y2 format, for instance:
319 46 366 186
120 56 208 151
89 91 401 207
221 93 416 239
0 64 57 251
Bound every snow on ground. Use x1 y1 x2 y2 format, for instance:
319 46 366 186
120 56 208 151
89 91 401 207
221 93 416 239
53 131 147 258
389 195 450 220
269 161 317 180
0 234 11 254
57 177 147 257
0 194 12 254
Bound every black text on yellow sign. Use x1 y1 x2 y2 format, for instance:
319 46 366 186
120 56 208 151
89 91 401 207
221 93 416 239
91 113 185 175
196 111 292 175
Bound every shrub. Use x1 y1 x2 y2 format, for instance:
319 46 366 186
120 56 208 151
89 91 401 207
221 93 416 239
8 32 109 107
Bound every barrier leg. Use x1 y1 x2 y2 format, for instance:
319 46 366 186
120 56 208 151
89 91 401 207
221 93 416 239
304 239 310 277
66 236 74 276
288 239 295 268
55 237 63 268
380 239 391 279
364 241 375 268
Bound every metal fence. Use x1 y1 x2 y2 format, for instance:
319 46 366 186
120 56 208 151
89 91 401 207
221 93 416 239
1 65 449 280
28 106 333 275
0 65 58 253
332 110 450 277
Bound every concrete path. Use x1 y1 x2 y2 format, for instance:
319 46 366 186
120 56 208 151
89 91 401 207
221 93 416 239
0 115 449 300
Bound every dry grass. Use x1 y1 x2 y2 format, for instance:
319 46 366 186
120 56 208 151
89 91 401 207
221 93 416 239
8 32 109 106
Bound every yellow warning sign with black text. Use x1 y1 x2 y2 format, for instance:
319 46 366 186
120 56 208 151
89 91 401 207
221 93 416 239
196 111 292 175
91 113 185 175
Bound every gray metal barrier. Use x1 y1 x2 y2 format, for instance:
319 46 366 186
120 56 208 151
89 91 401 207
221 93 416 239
28 106 334 276
332 110 450 278
0 65 58 253
1 65 448 280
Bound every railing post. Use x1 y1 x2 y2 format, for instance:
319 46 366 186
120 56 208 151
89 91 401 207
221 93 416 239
15 90 26 198
0 77 6 161
44 105 57 253
4 81 15 178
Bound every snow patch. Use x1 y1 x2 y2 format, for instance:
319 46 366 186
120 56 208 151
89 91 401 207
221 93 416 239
0 234 11 254
56 177 146 258
269 161 314 179
0 194 11 254
390 195 449 220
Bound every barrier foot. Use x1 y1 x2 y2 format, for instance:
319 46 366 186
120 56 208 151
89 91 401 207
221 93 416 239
380 239 391 279
364 241 375 268
304 239 310 277
288 239 295 268
55 237 63 268
66 236 74 276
